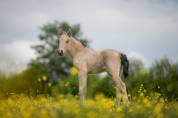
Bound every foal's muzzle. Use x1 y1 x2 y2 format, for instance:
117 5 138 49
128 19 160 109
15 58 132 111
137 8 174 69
57 49 64 56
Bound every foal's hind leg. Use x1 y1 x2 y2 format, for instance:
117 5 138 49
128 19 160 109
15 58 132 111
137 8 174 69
115 76 129 105
105 58 129 106
112 74 129 106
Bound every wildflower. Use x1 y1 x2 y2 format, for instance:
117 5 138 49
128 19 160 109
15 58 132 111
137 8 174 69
7 98 13 106
65 82 70 87
70 67 78 76
143 98 151 107
160 98 165 103
140 92 144 97
154 102 164 118
87 111 98 118
155 92 161 99
84 100 94 108
73 108 80 115
48 83 52 87
38 77 41 82
42 75 47 81
165 99 167 102
22 111 31 118
41 109 48 117
9 93 15 95
116 107 122 112
128 94 131 97
95 93 104 101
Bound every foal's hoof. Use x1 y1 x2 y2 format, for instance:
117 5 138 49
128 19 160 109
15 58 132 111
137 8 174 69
125 100 130 106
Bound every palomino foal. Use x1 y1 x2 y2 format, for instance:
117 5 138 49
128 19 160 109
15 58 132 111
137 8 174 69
57 32 129 106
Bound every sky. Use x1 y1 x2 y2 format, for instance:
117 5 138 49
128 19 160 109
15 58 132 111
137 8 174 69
0 0 178 74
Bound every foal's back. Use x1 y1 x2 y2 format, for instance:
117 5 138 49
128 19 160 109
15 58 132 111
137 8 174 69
74 48 121 73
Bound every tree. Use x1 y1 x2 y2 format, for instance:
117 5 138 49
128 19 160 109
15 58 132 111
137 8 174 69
150 58 178 100
29 21 89 82
129 58 145 76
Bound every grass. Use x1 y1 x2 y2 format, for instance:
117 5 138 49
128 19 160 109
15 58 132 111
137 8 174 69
0 92 178 118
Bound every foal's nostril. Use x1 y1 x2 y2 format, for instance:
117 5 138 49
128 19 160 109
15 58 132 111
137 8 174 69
57 49 64 56
57 49 60 55
60 50 63 54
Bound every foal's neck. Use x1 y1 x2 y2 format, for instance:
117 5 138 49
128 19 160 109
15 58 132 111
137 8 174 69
68 38 85 58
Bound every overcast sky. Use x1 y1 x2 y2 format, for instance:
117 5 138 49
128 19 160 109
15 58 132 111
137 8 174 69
0 0 178 74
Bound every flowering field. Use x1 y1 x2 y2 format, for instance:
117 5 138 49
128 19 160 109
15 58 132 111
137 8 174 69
0 92 178 118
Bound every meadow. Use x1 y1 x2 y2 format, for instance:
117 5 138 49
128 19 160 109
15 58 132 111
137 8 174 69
0 88 178 118
1 59 178 118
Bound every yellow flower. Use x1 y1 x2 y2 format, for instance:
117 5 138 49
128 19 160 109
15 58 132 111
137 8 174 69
38 77 41 82
143 98 151 107
42 75 47 81
70 67 78 76
40 109 48 117
140 92 144 97
65 82 70 87
128 94 131 97
154 92 161 99
154 102 164 118
116 107 122 112
48 83 52 87
160 98 165 103
87 111 98 118
84 100 94 108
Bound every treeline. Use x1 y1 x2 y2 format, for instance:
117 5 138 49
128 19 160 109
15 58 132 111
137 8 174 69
0 58 177 101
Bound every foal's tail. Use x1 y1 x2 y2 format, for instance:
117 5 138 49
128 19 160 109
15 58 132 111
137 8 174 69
120 53 129 78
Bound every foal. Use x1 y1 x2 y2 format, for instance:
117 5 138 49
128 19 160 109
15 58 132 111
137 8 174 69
57 31 129 106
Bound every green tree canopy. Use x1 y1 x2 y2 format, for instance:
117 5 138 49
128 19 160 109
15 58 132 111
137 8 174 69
129 58 145 76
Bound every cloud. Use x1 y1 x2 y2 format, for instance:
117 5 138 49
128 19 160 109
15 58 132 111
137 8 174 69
0 40 36 74
128 51 150 67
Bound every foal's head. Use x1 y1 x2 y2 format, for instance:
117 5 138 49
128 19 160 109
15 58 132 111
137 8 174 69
57 31 72 56
57 30 85 56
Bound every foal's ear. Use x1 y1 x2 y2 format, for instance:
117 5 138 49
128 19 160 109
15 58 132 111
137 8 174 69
67 29 72 37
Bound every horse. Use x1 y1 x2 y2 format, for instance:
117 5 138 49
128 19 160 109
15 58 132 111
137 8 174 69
57 31 129 107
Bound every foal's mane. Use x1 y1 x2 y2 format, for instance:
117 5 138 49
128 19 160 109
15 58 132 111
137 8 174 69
59 31 87 47
71 37 87 47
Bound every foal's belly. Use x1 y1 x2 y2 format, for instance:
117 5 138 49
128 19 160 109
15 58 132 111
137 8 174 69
86 55 104 72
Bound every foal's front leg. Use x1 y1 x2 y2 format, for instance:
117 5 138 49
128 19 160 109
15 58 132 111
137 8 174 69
78 70 87 105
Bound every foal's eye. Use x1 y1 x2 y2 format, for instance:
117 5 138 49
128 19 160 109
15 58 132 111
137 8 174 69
66 40 69 43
